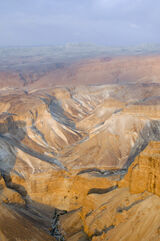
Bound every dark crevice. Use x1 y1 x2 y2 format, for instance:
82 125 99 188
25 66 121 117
77 168 127 177
19 73 28 86
31 124 48 144
50 208 67 241
87 185 118 195
50 207 91 241
113 108 123 114
85 210 93 218
64 207 82 215
90 225 115 239
116 198 147 213
77 168 105 175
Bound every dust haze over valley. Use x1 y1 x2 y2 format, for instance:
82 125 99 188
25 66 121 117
1 0 160 241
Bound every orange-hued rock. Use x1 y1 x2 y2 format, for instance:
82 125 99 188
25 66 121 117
11 169 115 211
91 194 160 241
0 187 25 205
119 141 160 196
0 175 25 205
57 141 160 240
59 187 160 241
58 209 84 240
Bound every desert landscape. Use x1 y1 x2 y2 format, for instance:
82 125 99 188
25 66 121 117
0 45 160 240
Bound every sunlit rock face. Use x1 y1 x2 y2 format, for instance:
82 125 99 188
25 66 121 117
0 55 160 240
119 141 160 195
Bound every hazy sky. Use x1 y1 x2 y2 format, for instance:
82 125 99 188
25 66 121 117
0 0 159 46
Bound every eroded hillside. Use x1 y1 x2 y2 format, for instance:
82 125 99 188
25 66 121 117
0 55 160 240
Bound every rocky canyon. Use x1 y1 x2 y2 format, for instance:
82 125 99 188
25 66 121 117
0 46 160 241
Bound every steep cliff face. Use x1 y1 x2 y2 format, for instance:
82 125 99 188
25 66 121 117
58 187 160 241
119 141 160 195
57 141 160 241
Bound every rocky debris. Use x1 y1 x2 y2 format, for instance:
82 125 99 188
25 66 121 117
50 208 67 240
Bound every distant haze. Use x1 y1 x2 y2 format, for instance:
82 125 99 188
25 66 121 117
0 0 160 47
